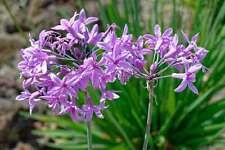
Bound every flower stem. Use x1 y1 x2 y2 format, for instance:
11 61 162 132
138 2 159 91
87 121 92 150
142 80 154 150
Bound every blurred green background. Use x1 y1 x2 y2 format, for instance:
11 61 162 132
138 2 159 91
0 0 225 149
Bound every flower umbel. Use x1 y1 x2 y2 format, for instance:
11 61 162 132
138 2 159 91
16 9 149 121
17 10 207 122
143 25 207 93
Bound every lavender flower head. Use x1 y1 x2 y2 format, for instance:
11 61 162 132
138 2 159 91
17 9 208 122
143 25 208 94
16 9 149 121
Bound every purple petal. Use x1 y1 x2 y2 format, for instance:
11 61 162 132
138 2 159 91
73 24 85 39
174 80 188 92
85 17 98 24
196 47 208 60
172 34 178 46
94 110 104 119
97 42 112 51
93 103 105 119
118 61 130 69
102 91 119 100
60 19 70 27
162 28 173 37
68 87 77 96
188 64 202 73
50 73 61 85
143 34 155 40
150 63 157 73
142 48 152 55
154 24 161 37
69 107 79 121
16 91 30 101
155 38 163 50
78 77 89 90
184 44 194 52
91 71 100 88
164 44 177 58
192 33 199 42
69 12 78 23
123 24 128 35
90 24 99 35
30 91 40 100
23 78 33 88
52 25 65 30
134 59 145 69
87 24 100 44
171 73 185 79
42 61 48 74
188 82 199 94
136 36 144 47
79 9 86 21
182 31 190 43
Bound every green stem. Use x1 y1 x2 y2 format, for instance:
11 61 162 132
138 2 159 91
87 121 92 150
142 80 154 150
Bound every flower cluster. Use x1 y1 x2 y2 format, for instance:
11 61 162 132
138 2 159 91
17 9 207 121
143 25 208 94
16 9 150 121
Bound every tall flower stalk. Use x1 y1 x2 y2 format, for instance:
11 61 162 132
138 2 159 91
142 80 154 150
87 121 92 150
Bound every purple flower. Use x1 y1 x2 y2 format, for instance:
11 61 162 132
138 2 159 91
143 26 207 94
17 9 140 122
101 90 119 101
16 90 41 114
87 24 102 44
52 18 84 39
164 34 178 58
144 25 172 54
81 54 105 89
52 9 98 43
48 73 77 96
172 64 202 94
81 94 106 121
97 29 117 51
